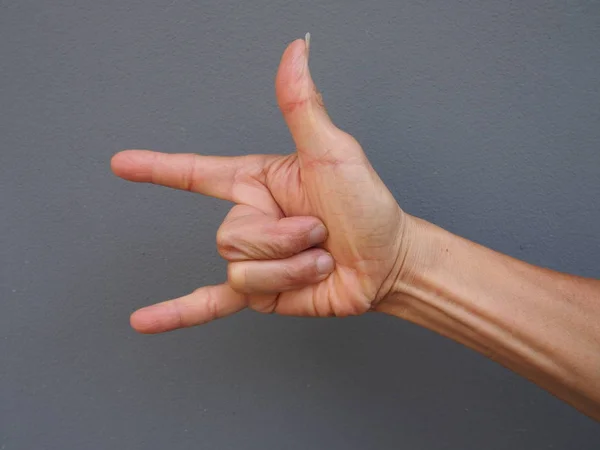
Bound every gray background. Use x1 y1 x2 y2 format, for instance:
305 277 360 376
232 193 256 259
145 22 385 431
2 0 599 448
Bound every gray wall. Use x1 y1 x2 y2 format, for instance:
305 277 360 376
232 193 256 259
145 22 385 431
2 0 599 448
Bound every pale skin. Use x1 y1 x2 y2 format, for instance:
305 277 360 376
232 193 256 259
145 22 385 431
111 38 600 420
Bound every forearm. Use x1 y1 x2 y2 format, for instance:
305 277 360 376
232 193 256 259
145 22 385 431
378 217 600 419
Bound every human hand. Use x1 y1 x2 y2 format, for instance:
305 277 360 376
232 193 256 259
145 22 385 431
112 36 419 333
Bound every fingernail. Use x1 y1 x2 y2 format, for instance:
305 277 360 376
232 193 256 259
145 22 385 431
305 32 311 61
293 38 309 77
309 225 327 246
316 254 334 274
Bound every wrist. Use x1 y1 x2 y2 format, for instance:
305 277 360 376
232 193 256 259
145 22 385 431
375 217 496 355
378 216 451 313
376 215 600 419
375 217 501 356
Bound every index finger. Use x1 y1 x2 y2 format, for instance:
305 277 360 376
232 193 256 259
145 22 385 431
111 150 277 208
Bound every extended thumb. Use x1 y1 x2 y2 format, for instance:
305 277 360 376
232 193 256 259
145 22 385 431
275 35 358 162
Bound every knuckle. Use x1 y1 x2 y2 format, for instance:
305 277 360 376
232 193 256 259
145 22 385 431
203 286 220 322
279 96 311 115
216 225 232 248
286 231 309 252
266 224 311 256
279 259 316 287
216 226 238 258
227 263 246 292
267 235 298 258
280 263 299 283
170 299 186 329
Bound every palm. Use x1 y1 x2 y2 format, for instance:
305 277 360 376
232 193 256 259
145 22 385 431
251 148 404 316
112 37 406 332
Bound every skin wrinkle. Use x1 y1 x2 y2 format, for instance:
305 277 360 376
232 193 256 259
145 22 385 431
279 96 312 115
309 285 320 316
219 211 324 261
266 222 305 254
203 286 220 323
325 278 339 317
331 265 372 316
260 293 279 314
280 261 297 286
185 153 198 192
216 227 236 259
224 155 278 214
170 297 187 329
265 154 309 216
301 153 366 171
299 150 343 169
149 152 161 188
373 211 407 305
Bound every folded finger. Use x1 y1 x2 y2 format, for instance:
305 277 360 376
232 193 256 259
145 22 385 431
217 204 328 261
227 248 335 294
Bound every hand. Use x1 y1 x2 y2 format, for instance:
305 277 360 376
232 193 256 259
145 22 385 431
112 37 417 333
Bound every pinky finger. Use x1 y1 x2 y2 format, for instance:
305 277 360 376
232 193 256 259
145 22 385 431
130 284 248 334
